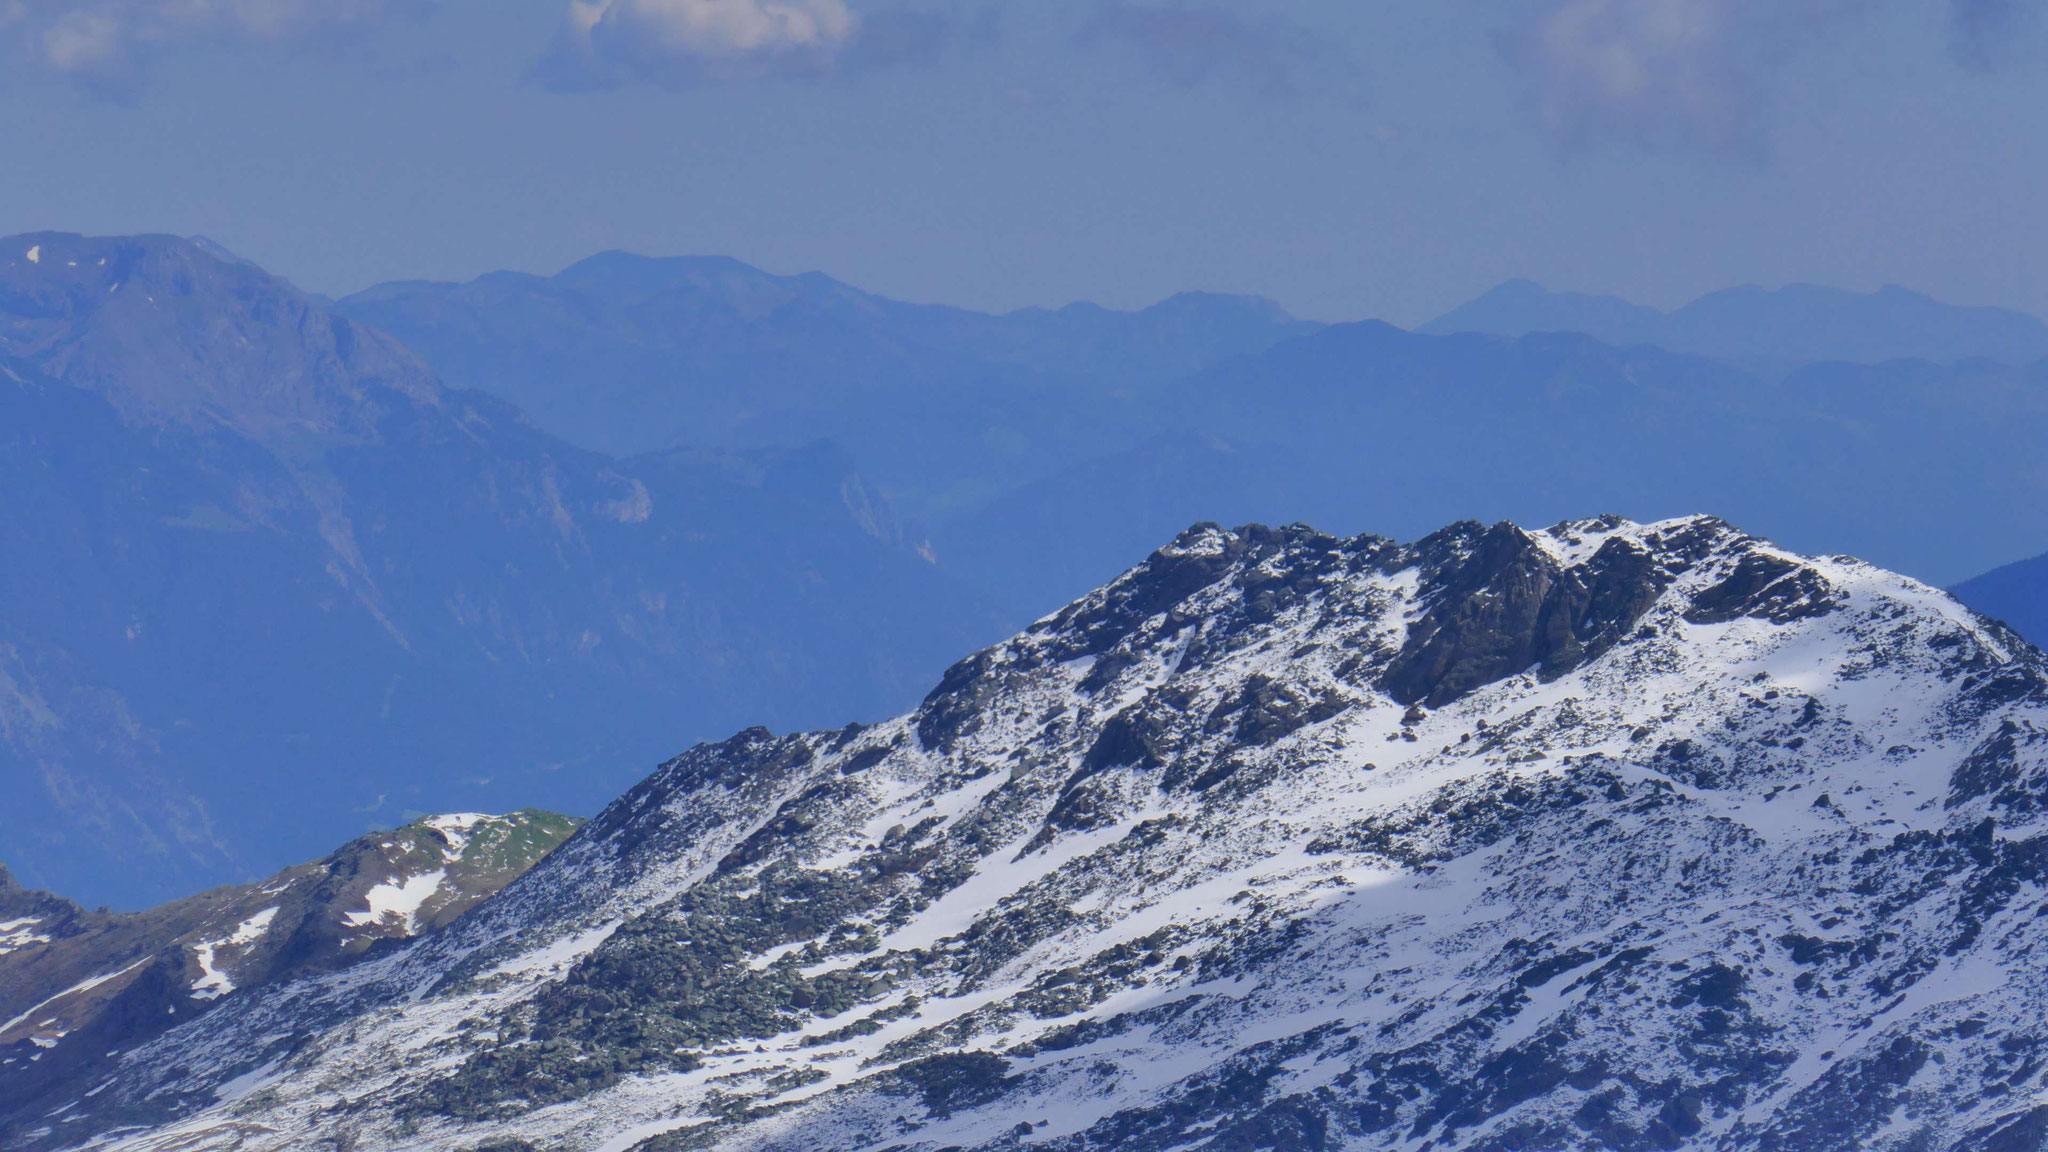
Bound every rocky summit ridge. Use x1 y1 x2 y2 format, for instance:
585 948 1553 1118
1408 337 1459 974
22 515 2048 1152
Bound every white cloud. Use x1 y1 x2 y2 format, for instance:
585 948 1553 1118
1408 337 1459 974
1497 0 1854 153
0 0 406 91
41 11 128 76
538 0 862 88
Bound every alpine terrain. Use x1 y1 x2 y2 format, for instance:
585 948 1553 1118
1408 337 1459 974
11 514 2048 1152
1 812 581 1123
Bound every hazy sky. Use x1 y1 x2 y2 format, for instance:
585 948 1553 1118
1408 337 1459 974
2 0 2044 324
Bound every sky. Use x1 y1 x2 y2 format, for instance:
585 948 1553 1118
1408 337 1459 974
1 0 2045 325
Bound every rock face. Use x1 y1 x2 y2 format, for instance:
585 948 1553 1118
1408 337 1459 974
15 516 2048 1152
1382 518 1672 707
0 812 581 1125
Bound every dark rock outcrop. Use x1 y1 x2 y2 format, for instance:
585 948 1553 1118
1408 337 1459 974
1385 522 1668 707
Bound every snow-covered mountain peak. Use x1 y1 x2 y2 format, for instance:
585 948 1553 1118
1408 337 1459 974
31 517 2048 1152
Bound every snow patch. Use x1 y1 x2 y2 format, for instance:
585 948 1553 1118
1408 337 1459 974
0 916 51 954
190 907 281 1001
345 870 447 934
421 812 490 859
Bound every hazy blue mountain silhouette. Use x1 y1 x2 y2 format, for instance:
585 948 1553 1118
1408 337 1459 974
338 255 1316 518
1953 552 2048 650
933 324 2048 617
1418 280 1665 345
0 234 1003 908
344 257 2048 624
1424 279 2048 370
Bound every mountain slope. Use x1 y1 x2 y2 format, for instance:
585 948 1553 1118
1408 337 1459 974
0 811 580 1121
336 254 1315 515
0 233 1002 907
1952 551 2048 650
1423 280 2048 371
27 514 2048 1152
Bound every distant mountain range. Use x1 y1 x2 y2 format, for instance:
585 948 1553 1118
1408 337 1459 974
337 255 1316 520
342 261 2048 622
0 233 1003 908
933 325 2048 617
1422 279 2048 372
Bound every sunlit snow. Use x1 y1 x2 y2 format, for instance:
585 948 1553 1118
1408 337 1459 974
188 907 280 1001
344 870 447 934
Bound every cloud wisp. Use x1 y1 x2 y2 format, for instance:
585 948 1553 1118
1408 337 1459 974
1496 0 2043 154
532 0 973 89
538 0 856 88
0 0 411 95
1494 0 1861 155
1077 2 1364 100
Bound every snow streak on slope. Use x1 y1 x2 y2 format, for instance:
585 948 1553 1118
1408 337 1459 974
0 962 150 1043
189 908 280 1001
35 515 2048 1152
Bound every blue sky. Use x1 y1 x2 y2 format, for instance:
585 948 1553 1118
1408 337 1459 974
2 0 2044 324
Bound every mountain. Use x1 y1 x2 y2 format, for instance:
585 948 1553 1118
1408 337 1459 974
1423 280 2048 371
1952 552 2048 651
934 324 2048 615
22 514 2048 1152
0 233 1003 908
336 255 1316 516
0 811 579 1121
1418 279 1666 346
336 261 2048 631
